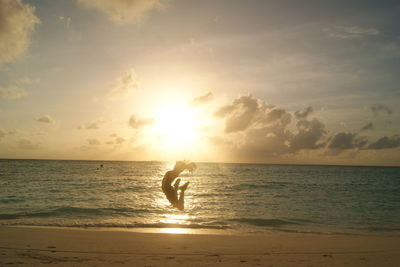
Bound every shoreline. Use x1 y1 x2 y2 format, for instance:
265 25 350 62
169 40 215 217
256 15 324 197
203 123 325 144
3 223 400 237
1 226 399 266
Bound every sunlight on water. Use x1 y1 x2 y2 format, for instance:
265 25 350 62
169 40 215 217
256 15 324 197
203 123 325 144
161 213 190 225
160 228 189 234
1 160 400 234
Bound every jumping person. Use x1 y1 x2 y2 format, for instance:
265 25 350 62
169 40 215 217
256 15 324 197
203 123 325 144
161 161 196 210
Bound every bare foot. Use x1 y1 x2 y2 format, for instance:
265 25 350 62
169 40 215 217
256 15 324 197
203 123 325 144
179 182 189 191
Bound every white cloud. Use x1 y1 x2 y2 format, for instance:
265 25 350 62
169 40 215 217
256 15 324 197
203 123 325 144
192 92 214 105
128 115 153 129
0 129 17 141
87 138 101 146
326 26 380 39
0 0 40 64
36 115 56 124
16 76 40 86
0 76 39 99
18 138 40 150
0 86 28 99
58 16 71 29
109 69 139 97
77 119 105 130
76 0 167 25
115 137 125 144
80 138 102 150
107 133 126 145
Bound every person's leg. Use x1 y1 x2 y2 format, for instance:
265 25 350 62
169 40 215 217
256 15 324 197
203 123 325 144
175 182 189 210
173 178 181 201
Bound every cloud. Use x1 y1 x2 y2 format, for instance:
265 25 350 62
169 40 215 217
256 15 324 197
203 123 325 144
211 93 400 162
214 105 236 117
326 26 380 39
192 92 214 105
128 115 154 129
87 138 101 146
36 115 55 124
214 94 293 134
370 104 392 116
294 106 313 120
0 76 39 99
359 122 374 132
0 86 28 99
213 95 330 160
214 95 263 133
80 138 101 150
230 130 290 159
77 119 105 130
58 16 71 29
16 76 40 86
264 108 291 124
328 132 367 150
0 129 16 140
109 69 139 97
108 133 125 144
76 0 167 25
0 0 40 64
366 135 400 150
18 138 40 150
115 137 125 144
289 118 326 152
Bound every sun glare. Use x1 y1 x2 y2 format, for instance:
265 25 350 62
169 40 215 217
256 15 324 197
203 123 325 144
151 104 200 151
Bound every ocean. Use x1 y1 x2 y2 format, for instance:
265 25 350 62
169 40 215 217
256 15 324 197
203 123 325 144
1 159 399 235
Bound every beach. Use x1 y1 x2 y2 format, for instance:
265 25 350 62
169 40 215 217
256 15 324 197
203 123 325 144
1 160 400 266
1 226 399 266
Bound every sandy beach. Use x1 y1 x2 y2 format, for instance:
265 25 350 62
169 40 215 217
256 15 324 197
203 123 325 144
0 226 399 266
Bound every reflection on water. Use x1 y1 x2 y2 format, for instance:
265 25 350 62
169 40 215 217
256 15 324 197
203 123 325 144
160 213 190 225
160 228 189 234
1 159 400 234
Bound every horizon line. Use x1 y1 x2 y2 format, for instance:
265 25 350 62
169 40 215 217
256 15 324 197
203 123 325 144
0 157 399 168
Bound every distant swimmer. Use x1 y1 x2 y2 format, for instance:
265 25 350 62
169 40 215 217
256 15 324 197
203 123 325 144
162 161 197 210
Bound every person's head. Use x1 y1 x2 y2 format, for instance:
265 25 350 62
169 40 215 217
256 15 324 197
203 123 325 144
173 161 197 173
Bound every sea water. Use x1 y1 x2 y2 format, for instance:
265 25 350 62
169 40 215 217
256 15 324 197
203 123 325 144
0 159 399 235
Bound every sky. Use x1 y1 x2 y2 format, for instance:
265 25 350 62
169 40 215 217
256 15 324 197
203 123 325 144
0 0 399 166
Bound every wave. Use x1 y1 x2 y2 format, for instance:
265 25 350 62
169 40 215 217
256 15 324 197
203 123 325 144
0 221 231 230
368 226 400 232
0 206 148 220
232 182 291 190
229 218 302 227
0 198 25 204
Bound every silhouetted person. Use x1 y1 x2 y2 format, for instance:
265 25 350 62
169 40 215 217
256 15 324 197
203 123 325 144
162 161 196 210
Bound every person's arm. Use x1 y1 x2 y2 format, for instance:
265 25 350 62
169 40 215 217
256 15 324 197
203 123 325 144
163 170 178 185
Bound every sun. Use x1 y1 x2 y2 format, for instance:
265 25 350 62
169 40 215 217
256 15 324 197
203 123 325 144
151 103 200 151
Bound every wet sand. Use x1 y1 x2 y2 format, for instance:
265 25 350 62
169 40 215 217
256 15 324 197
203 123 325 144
0 226 399 266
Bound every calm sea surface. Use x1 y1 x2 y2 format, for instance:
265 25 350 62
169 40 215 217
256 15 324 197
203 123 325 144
1 159 399 235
